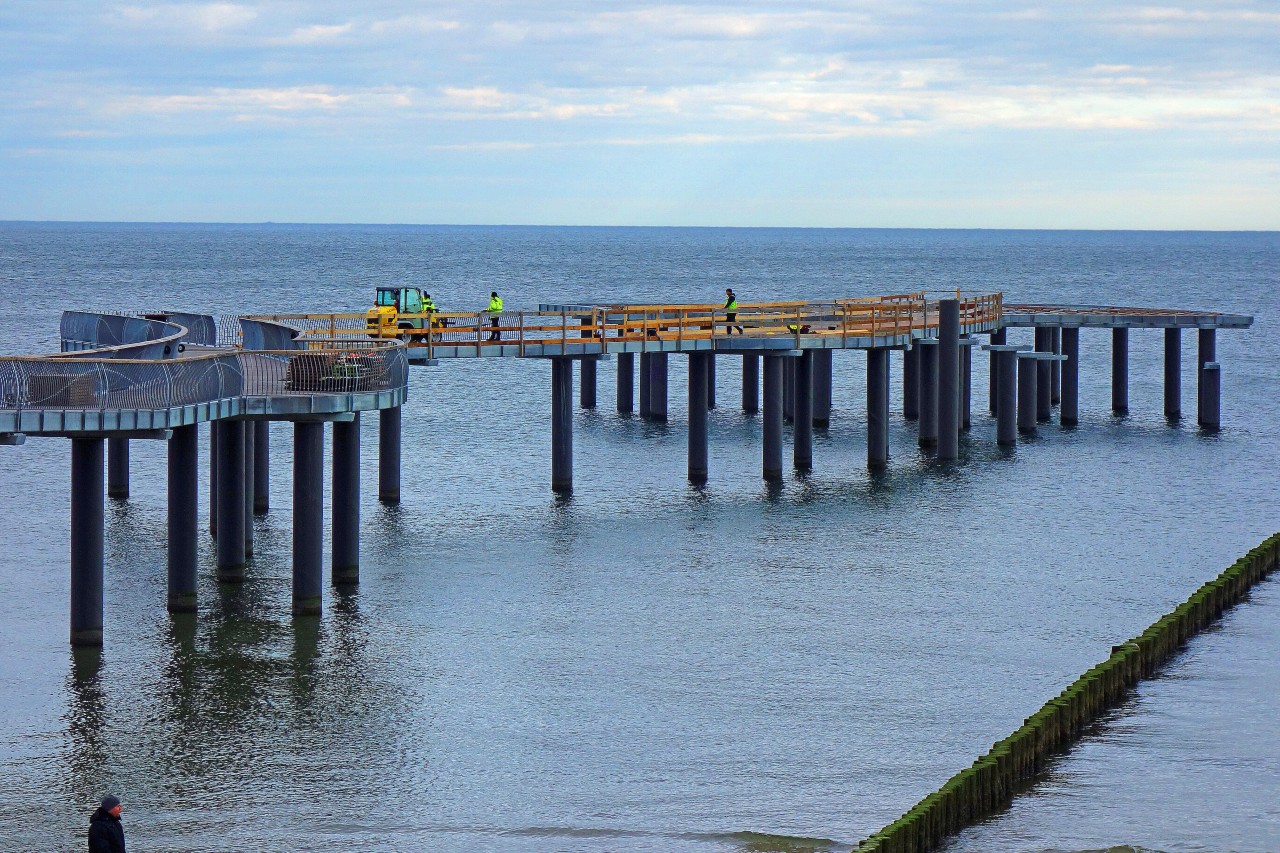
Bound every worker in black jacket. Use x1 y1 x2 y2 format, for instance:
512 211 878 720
88 795 125 853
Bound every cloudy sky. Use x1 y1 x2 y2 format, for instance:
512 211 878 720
2 1 1278 227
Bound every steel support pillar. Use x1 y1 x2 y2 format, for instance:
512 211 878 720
1164 328 1182 420
1017 354 1038 435
707 355 716 410
551 358 573 493
688 353 710 483
167 424 198 614
783 357 795 422
762 355 783 481
1061 328 1080 426
813 349 832 425
208 421 218 536
332 413 360 585
988 327 1006 415
904 345 920 420
937 300 960 460
292 421 324 615
918 341 939 447
378 406 401 504
794 351 814 470
580 357 597 409
243 423 254 557
742 353 759 414
107 438 129 500
996 349 1019 445
253 420 270 513
70 437 105 646
649 353 668 421
216 419 246 582
1198 329 1217 427
1112 328 1129 415
1035 327 1053 422
960 338 972 431
1051 327 1062 404
867 348 889 470
617 352 634 414
639 352 652 418
1200 362 1221 431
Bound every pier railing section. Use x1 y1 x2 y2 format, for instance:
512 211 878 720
0 339 407 413
250 291 1003 355
58 311 190 360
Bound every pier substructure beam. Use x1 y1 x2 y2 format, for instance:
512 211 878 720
867 348 890 470
1034 327 1054 422
216 419 246 582
988 327 1006 415
649 353 668 421
551 357 574 493
292 421 324 615
208 422 218 536
70 437 105 646
1198 329 1217 427
903 345 920 421
707 355 716 410
616 352 634 413
378 406 401 504
794 350 814 471
938 300 960 460
1112 328 1129 415
332 413 360 585
580 357 597 409
813 349 832 426
1017 353 1039 435
243 423 254 557
253 421 270 513
918 340 939 448
1164 328 1182 420
960 337 973 431
107 438 129 500
1051 327 1062 404
1061 328 1080 426
742 353 759 414
762 355 784 481
688 353 710 483
1200 362 1221 431
167 424 198 614
639 352 652 418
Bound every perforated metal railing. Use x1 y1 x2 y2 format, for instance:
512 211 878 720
0 339 407 413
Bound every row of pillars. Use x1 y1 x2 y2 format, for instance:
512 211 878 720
69 406 404 646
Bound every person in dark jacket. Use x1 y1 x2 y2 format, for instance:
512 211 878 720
88 795 125 853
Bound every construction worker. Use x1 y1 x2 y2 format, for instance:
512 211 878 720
422 293 437 315
723 288 744 335
487 291 503 341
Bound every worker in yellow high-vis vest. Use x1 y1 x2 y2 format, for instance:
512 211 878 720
487 291 503 341
723 288 744 335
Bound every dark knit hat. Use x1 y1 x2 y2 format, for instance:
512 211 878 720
100 795 120 811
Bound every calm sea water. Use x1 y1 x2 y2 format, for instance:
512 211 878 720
0 224 1277 853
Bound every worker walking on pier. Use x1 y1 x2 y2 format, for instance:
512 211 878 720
487 291 503 341
723 288 744 335
88 795 126 853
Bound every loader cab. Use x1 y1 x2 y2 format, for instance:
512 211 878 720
375 287 423 314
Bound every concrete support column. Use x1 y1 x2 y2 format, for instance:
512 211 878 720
762 355 783 481
649 352 668 421
988 327 1006 415
742 353 759 414
813 349 832 426
1017 353 1039 435
1164 328 1182 420
292 421 324 615
918 340 939 448
1198 329 1217 427
1034 327 1053 422
580 357 597 409
937 300 960 460
1061 327 1080 426
166 424 198 614
1200 362 1221 431
867 348 889 470
107 438 129 500
903 345 920 420
783 357 795 422
551 357 573 493
253 421 270 513
1051 328 1062 404
243 423 254 557
208 421 219 536
216 419 246 582
616 352 634 413
688 353 710 483
960 338 973 431
1112 328 1129 415
332 413 360 585
794 351 814 471
70 437 105 646
707 355 716 410
996 349 1019 445
378 406 401 504
639 352 652 418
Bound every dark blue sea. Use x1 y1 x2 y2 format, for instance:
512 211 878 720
0 223 1277 852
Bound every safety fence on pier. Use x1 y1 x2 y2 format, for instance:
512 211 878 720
247 291 1004 357
854 532 1280 853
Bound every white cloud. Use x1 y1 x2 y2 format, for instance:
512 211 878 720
270 22 354 45
113 2 258 32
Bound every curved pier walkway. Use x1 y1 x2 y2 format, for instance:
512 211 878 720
0 292 1253 646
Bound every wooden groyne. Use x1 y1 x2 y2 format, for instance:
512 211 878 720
853 532 1280 853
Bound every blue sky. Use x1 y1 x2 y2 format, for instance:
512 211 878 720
2 1 1278 227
